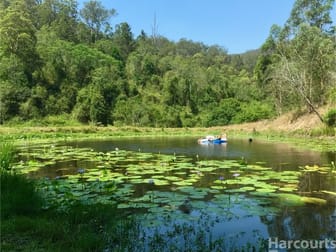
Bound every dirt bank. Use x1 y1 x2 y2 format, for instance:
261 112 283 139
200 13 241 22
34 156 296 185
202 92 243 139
223 106 333 134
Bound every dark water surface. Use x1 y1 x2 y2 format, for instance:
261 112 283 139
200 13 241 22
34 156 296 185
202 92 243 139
23 136 336 250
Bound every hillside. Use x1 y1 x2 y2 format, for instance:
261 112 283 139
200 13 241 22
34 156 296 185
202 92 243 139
223 106 333 134
0 0 335 129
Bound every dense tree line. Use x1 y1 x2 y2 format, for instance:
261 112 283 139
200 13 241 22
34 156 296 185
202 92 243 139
0 0 335 126
255 0 336 122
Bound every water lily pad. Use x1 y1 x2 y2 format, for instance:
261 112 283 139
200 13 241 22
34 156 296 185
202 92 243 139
249 191 276 198
276 193 305 206
211 185 225 190
321 190 336 196
164 176 182 181
117 203 132 209
245 165 272 171
278 185 297 192
301 165 331 173
199 167 218 172
189 192 208 200
148 206 169 214
149 179 170 186
224 179 240 185
173 181 193 186
177 186 196 194
255 188 276 193
151 175 165 179
239 186 255 192
301 196 327 205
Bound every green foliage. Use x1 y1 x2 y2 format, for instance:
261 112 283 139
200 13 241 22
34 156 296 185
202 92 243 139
112 22 135 61
257 0 336 117
72 85 106 124
1 172 42 217
206 99 275 126
326 87 336 104
233 101 275 123
0 142 16 171
284 0 335 35
80 0 116 42
0 142 42 218
1 175 137 251
324 109 336 127
0 1 37 63
0 0 334 128
207 98 241 126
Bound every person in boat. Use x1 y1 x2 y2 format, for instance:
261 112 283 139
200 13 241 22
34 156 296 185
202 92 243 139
197 135 214 143
216 133 227 141
206 135 215 141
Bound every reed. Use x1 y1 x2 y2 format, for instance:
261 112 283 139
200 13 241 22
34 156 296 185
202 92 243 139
0 142 16 172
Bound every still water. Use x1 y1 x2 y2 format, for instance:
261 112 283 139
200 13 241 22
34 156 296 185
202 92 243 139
70 136 334 168
23 136 336 250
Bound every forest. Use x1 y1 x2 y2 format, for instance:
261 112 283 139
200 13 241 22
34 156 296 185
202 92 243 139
0 0 335 127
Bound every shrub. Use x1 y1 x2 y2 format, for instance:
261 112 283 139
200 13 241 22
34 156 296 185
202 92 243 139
233 101 275 123
207 98 241 126
324 109 336 127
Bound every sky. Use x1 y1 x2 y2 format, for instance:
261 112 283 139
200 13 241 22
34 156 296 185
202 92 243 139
78 0 336 54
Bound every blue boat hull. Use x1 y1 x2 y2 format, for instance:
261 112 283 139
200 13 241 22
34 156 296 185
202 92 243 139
212 139 227 144
198 138 227 144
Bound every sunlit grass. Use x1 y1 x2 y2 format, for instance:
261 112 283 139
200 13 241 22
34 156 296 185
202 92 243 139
0 142 16 171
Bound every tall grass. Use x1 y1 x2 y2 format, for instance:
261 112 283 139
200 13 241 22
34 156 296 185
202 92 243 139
1 142 43 218
1 172 43 218
0 142 16 171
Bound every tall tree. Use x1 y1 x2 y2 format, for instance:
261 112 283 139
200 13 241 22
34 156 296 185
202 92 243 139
0 0 37 64
37 0 79 42
271 25 335 121
112 22 135 62
283 0 335 36
80 0 116 43
255 0 336 119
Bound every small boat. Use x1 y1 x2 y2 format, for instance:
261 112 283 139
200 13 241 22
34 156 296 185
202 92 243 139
198 135 227 144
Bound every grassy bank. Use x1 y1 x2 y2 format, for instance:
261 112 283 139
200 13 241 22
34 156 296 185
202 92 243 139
1 123 335 153
1 105 334 141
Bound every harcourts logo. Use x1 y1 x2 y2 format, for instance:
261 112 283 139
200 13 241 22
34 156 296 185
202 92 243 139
268 237 336 251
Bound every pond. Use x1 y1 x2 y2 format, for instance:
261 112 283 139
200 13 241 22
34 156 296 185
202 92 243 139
15 136 336 250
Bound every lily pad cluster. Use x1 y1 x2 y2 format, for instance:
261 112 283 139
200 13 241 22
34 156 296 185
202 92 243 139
13 144 335 226
300 164 335 174
36 177 118 210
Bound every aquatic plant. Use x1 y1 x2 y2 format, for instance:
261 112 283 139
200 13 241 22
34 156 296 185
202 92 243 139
0 142 16 172
7 142 334 251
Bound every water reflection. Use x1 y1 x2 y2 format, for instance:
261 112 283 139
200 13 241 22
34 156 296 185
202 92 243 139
19 137 335 250
69 136 335 168
265 206 335 242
